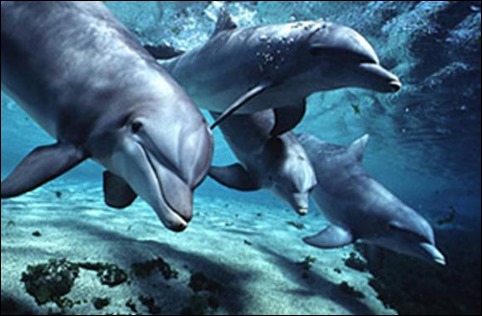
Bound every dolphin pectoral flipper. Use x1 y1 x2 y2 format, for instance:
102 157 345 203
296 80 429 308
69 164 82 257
1 143 87 198
271 102 307 136
303 225 353 249
211 82 273 130
144 44 185 60
103 171 138 209
209 164 261 191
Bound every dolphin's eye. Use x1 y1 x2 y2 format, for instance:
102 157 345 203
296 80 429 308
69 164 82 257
131 121 143 133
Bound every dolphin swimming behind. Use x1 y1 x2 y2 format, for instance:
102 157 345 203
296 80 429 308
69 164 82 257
296 133 446 265
1 1 213 232
147 10 402 136
209 110 317 216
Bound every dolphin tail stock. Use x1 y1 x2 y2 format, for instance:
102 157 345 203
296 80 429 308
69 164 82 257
1 143 88 198
210 82 273 130
209 164 261 191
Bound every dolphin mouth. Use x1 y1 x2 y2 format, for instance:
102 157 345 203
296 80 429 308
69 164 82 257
388 80 402 93
357 63 402 93
419 243 446 266
142 144 190 232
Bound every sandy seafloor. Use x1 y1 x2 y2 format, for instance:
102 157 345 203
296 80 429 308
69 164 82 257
1 181 397 315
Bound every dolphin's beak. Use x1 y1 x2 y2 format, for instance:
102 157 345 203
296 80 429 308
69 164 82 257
134 143 193 232
419 243 446 266
358 63 402 93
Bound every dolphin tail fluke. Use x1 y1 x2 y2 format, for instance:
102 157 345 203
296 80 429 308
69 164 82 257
303 225 353 249
209 164 261 192
271 102 307 136
103 171 138 209
1 143 87 198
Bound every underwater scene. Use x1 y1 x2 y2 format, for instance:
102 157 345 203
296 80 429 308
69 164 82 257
1 1 480 315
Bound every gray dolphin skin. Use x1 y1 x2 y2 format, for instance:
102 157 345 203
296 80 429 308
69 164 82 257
1 1 213 232
147 10 402 136
209 110 317 215
296 133 446 265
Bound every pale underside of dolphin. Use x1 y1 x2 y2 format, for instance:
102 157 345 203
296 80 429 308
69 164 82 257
146 9 402 136
208 109 317 216
1 1 213 232
296 133 446 265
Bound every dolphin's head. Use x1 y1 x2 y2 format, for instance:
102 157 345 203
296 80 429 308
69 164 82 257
306 22 402 93
89 103 213 232
370 206 446 265
264 137 317 216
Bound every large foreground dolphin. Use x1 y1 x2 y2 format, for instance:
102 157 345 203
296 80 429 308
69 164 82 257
1 1 213 232
209 110 317 215
296 133 446 265
147 10 402 135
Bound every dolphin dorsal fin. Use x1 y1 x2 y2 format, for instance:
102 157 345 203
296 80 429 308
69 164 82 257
349 134 370 161
212 8 237 38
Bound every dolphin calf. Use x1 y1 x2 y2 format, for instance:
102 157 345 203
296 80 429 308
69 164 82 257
209 110 317 215
296 133 446 265
1 1 213 232
146 10 402 135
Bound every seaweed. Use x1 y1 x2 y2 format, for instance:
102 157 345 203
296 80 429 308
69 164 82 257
338 281 365 299
92 297 111 310
21 259 79 306
131 257 179 280
286 221 305 230
437 206 457 226
344 252 368 272
297 256 317 279
180 294 219 315
126 298 138 313
189 272 222 294
139 295 162 315
78 262 128 287
351 103 361 115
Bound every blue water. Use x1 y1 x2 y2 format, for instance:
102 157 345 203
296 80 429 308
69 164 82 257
1 1 481 315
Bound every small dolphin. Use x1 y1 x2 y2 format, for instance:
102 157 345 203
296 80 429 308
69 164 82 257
1 2 213 232
296 133 446 265
209 110 317 215
146 10 401 136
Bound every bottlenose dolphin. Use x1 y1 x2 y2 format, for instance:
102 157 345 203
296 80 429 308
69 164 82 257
296 133 446 265
209 110 317 215
147 10 402 135
1 1 213 232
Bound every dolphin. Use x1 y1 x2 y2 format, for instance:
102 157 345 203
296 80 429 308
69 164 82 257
146 10 402 136
296 133 446 265
209 110 317 215
1 1 213 232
